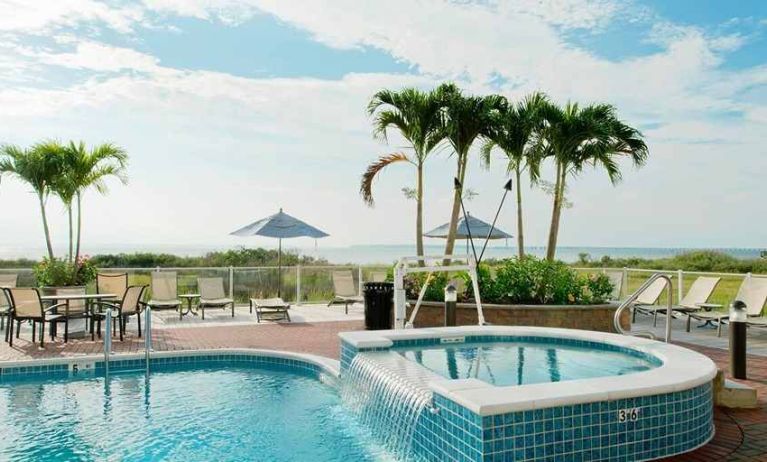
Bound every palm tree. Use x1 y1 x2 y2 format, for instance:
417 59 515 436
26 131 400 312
46 141 79 261
361 87 444 260
436 83 505 261
0 142 63 260
61 141 128 263
481 92 548 259
538 102 648 261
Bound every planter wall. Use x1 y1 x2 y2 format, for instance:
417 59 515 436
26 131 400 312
406 301 629 333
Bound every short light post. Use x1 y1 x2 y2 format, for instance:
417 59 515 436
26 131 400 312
445 283 457 327
730 300 748 380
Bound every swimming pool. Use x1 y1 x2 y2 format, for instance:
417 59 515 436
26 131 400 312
396 339 661 386
0 351 390 462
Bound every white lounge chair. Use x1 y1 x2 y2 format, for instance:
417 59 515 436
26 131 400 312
689 277 767 336
630 278 669 322
198 277 235 319
148 272 182 315
250 297 290 322
329 271 363 314
646 276 721 331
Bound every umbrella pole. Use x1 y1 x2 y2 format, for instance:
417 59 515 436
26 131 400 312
278 238 282 298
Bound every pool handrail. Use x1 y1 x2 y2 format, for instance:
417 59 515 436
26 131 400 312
614 273 673 342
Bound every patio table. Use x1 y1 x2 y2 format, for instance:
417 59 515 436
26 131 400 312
179 294 200 318
696 303 723 329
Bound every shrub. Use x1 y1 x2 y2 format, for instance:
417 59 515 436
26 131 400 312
424 256 614 305
33 256 98 287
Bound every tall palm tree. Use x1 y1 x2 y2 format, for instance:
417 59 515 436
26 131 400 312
361 87 444 260
45 141 79 261
0 143 63 259
62 141 128 264
538 102 648 261
437 83 505 261
481 92 548 259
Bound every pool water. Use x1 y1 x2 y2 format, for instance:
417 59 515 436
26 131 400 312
0 366 391 462
396 341 660 386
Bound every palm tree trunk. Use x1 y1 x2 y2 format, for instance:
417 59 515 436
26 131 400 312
67 205 73 262
37 192 54 260
415 163 425 267
515 166 524 259
74 192 83 264
444 155 467 264
545 162 563 261
546 164 567 261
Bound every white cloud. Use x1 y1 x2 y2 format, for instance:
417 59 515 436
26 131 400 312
0 0 144 33
23 40 165 74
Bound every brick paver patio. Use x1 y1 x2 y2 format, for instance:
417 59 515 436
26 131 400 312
0 319 765 461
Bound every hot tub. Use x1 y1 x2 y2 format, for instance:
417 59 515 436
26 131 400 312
339 325 717 462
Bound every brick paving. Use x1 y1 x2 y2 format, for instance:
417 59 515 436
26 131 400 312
0 321 765 461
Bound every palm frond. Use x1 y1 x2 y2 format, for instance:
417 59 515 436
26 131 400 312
360 152 411 206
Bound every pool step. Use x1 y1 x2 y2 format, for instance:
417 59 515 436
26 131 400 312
713 370 758 409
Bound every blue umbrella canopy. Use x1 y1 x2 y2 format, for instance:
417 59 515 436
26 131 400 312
230 208 329 239
424 213 512 240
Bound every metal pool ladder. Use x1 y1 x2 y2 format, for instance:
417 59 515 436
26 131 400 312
102 305 153 377
614 273 673 343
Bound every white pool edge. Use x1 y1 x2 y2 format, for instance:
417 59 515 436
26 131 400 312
339 326 718 416
0 348 341 378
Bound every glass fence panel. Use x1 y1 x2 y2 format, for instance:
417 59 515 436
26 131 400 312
233 267 292 303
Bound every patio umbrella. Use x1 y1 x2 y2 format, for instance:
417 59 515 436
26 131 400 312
424 213 512 253
230 208 329 296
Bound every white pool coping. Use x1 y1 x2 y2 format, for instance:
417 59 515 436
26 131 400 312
0 349 341 378
339 326 718 416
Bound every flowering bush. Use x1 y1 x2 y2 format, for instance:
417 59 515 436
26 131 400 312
33 256 98 287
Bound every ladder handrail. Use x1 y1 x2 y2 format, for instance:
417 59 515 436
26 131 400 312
614 273 673 342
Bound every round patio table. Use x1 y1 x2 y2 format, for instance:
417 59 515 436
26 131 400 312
179 294 200 318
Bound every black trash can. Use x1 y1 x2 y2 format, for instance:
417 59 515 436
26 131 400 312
363 282 394 330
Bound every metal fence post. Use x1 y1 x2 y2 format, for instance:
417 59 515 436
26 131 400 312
296 266 301 304
677 269 684 303
155 266 160 273
622 267 628 298
228 266 234 299
358 266 363 296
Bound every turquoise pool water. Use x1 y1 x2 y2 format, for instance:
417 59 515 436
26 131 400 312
396 340 660 386
0 366 390 462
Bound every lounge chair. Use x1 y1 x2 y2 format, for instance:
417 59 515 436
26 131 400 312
635 276 721 330
605 271 623 302
369 271 388 283
147 272 182 315
250 297 291 322
328 271 362 314
97 273 128 306
0 273 18 332
629 278 669 322
197 277 235 319
689 277 767 336
3 287 66 347
92 285 147 341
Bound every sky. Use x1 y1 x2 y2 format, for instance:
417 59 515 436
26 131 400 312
0 0 765 257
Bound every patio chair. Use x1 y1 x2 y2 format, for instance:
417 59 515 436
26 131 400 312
637 276 721 329
250 297 291 322
97 273 128 305
197 277 235 319
328 271 362 314
0 273 18 332
50 286 91 342
3 287 66 347
629 277 668 322
689 277 767 336
91 285 147 341
148 272 182 314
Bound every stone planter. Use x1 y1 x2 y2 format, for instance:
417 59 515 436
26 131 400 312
406 300 628 333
